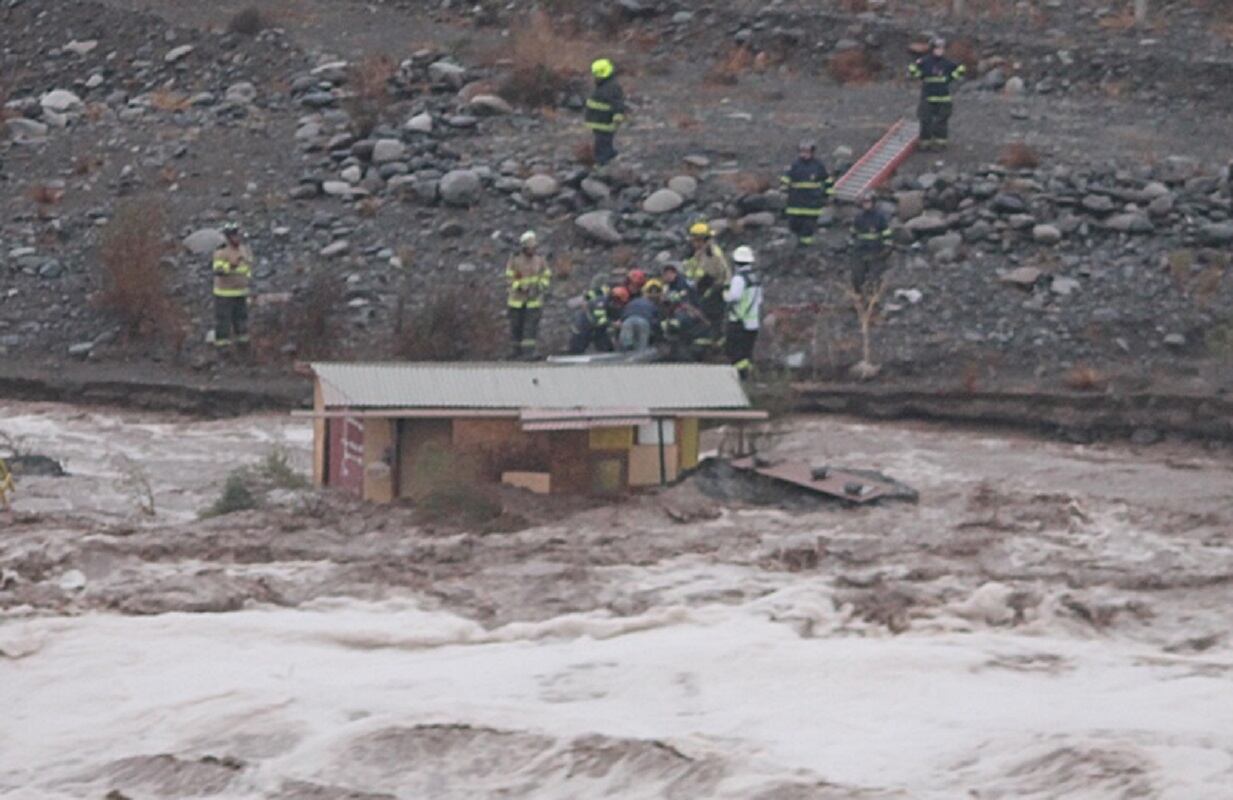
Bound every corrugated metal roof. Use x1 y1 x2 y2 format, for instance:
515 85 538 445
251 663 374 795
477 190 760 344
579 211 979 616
520 407 652 431
311 362 752 411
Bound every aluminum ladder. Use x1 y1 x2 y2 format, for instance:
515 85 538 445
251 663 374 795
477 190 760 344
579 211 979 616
832 118 920 203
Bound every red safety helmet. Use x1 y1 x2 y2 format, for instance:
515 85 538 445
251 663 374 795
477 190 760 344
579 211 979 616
610 286 631 304
627 269 647 288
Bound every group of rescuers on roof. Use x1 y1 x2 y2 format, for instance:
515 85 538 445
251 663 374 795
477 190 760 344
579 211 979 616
206 39 965 379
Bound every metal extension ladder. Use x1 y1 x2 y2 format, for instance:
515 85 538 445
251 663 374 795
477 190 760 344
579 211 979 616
832 118 920 203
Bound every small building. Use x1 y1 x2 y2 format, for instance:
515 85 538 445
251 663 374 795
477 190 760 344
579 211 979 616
307 362 766 501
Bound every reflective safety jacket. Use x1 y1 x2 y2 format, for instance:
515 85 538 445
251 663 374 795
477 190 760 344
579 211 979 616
585 77 626 133
853 208 893 253
781 157 833 218
505 253 551 309
724 267 763 331
663 302 713 345
662 272 696 306
908 54 966 103
212 244 254 298
682 242 731 286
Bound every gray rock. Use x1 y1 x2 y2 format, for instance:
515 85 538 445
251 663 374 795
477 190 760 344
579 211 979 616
1163 333 1187 348
1033 224 1062 244
683 154 710 168
896 190 925 221
440 169 482 206
990 193 1028 214
1197 222 1233 245
371 138 407 163
322 180 357 196
926 232 963 257
1147 194 1174 217
321 240 350 258
643 188 685 214
300 91 336 109
1001 266 1042 287
580 178 610 201
1081 194 1115 214
63 39 99 56
904 214 950 236
667 175 698 200
1050 276 1081 296
295 121 323 141
1004 76 1026 95
182 228 225 255
523 174 560 198
40 89 82 113
467 94 514 115
38 259 64 279
575 210 623 244
404 112 433 133
340 165 363 184
445 114 478 128
68 342 93 358
428 61 467 89
224 82 257 104
739 211 777 228
165 44 195 63
1105 212 1152 233
1142 181 1171 199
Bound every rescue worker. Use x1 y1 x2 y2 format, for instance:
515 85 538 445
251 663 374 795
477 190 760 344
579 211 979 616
724 246 763 379
695 274 727 355
624 268 648 299
660 263 695 306
662 298 713 363
618 279 664 353
585 58 626 166
568 279 615 355
682 221 731 286
211 221 253 351
505 230 552 359
851 193 894 294
908 37 967 151
0 457 13 513
781 140 833 246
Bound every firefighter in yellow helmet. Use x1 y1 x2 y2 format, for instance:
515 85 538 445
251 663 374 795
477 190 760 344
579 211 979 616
585 58 626 165
683 221 730 347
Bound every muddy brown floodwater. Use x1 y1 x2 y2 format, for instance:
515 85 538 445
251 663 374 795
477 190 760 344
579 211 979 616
1 400 1232 799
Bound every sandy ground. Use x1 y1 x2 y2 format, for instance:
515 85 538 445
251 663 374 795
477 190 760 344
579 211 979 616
1 401 1232 798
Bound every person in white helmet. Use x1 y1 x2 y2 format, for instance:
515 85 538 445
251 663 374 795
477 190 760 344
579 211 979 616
723 246 763 379
505 230 551 359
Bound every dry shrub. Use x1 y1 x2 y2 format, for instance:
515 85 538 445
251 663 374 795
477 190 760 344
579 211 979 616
828 48 881 84
344 54 396 137
72 154 104 175
1191 266 1225 309
998 142 1040 170
1064 364 1107 392
283 268 343 359
572 138 595 166
95 200 185 346
148 89 189 112
705 45 755 86
26 183 64 206
552 252 575 281
227 6 268 36
356 197 381 218
720 171 771 195
496 11 589 108
396 282 504 361
947 38 980 71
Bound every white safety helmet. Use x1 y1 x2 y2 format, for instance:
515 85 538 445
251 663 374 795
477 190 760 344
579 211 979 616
732 245 756 265
519 230 538 247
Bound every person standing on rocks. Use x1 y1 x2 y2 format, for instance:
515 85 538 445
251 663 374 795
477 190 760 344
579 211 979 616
505 231 552 359
586 58 626 166
908 37 967 151
683 221 730 286
211 222 254 353
724 246 763 379
781 140 833 246
850 193 894 294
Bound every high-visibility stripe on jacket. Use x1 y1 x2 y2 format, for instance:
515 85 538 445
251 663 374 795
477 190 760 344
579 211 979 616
585 77 626 133
724 267 762 330
212 244 253 297
505 253 551 309
909 54 966 103
853 208 893 253
683 242 731 286
781 157 833 218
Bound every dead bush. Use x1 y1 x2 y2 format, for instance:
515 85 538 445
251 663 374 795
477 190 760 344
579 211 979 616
828 48 882 85
344 54 396 137
946 38 981 71
705 45 755 86
1064 364 1108 392
147 89 189 112
572 138 595 166
720 171 772 195
998 142 1040 170
26 183 64 207
95 199 185 346
495 11 589 108
396 282 504 361
284 268 344 359
227 6 268 36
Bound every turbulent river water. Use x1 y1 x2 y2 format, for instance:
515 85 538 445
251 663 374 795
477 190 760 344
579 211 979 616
1 401 1231 799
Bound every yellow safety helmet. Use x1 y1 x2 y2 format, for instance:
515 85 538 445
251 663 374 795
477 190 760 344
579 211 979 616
591 58 615 79
689 221 712 238
643 278 665 294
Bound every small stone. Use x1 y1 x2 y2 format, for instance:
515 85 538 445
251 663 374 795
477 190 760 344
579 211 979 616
321 240 350 258
63 39 98 56
371 138 407 163
340 165 363 184
38 259 64 279
643 188 684 214
1001 266 1042 287
428 61 467 89
404 112 433 133
667 175 698 200
1197 222 1233 245
440 170 482 206
165 44 195 63
683 154 710 168
224 82 257 104
1105 212 1152 233
467 94 514 115
1003 76 1026 95
580 178 610 201
739 211 777 228
896 190 924 221
1081 194 1115 214
1163 333 1186 348
322 180 357 196
68 342 94 358
1032 224 1062 244
1050 276 1081 296
575 210 623 244
904 214 950 236
40 89 83 113
523 174 560 198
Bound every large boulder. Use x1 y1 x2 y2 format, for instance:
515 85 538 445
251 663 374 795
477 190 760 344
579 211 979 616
182 228 226 255
904 214 950 237
895 190 925 221
575 210 623 244
643 188 685 214
439 169 482 206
